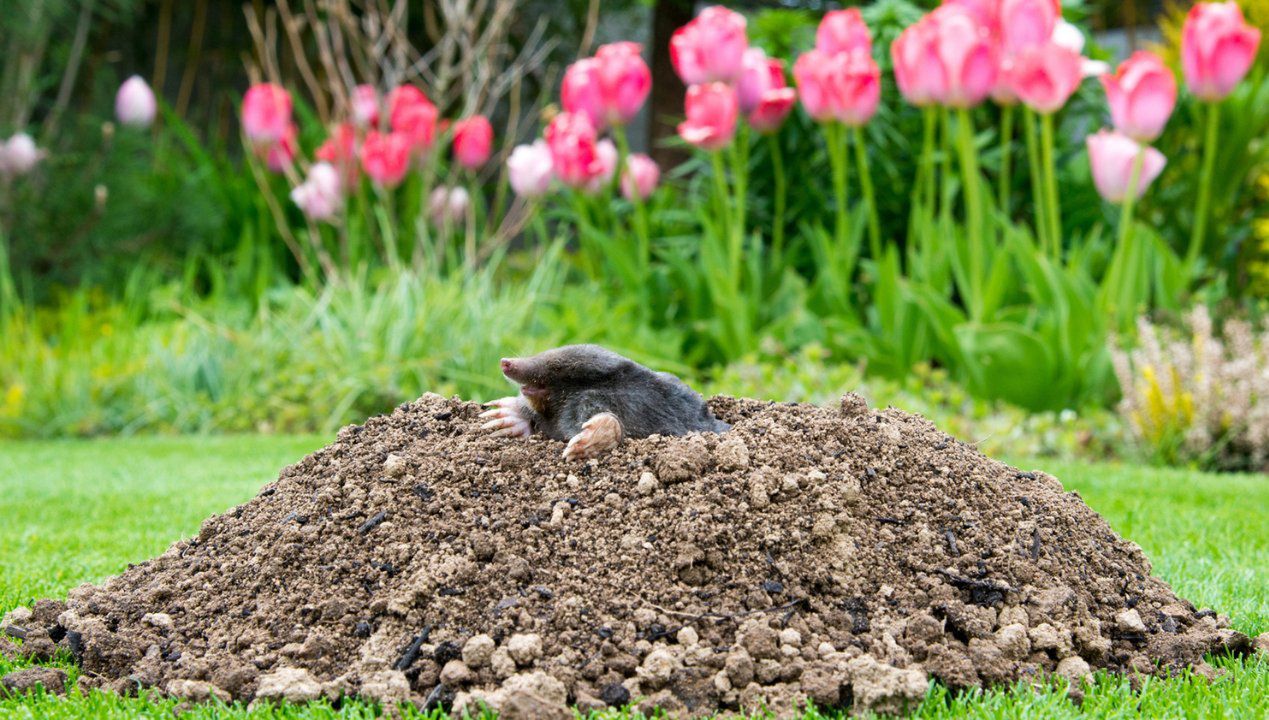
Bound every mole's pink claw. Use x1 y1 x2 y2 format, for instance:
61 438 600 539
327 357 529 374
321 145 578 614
563 412 623 461
481 397 531 438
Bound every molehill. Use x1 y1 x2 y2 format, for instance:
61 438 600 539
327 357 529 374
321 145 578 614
2 394 1254 716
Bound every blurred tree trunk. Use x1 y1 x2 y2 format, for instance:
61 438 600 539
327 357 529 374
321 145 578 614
648 0 691 169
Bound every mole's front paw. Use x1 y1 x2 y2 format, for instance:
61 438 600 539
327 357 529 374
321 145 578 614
479 397 531 438
563 412 623 461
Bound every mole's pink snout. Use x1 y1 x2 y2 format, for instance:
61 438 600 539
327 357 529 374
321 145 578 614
500 358 514 374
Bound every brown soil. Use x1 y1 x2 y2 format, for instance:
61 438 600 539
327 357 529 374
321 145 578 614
9 394 1253 716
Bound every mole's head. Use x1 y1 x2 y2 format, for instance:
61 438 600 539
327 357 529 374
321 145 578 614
500 345 635 413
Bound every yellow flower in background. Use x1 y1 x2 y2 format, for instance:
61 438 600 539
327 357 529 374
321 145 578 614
1 383 25 418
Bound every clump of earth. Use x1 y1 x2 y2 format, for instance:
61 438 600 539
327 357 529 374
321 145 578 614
1 394 1255 716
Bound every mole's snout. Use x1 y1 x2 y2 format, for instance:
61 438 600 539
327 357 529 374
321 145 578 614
500 358 513 373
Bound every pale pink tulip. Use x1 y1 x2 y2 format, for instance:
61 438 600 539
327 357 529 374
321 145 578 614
942 0 1001 37
1000 0 1059 55
621 153 660 201
115 76 157 128
0 133 44 177
1086 129 1166 202
928 5 1000 108
748 88 797 133
1181 2 1262 101
1005 42 1083 114
816 8 872 56
892 16 948 106
506 140 554 198
1051 20 1110 78
241 83 292 143
1101 51 1177 143
387 85 439 152
670 6 748 85
737 48 781 114
545 112 603 188
360 130 412 187
290 162 343 221
428 186 470 226
562 42 652 128
794 49 881 127
678 82 739 151
264 124 298 172
584 139 619 194
452 116 493 169
351 85 379 128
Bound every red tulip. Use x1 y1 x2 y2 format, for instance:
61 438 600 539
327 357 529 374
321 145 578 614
264 124 297 172
892 17 947 107
241 83 292 143
1005 42 1083 114
387 85 438 152
621 153 660 201
360 130 412 187
452 116 493 169
1086 129 1166 203
562 42 652 129
927 6 1000 108
794 49 881 127
816 8 872 56
748 88 797 134
544 111 603 188
670 6 748 85
316 123 360 187
677 82 739 151
1101 52 1177 143
1181 2 1262 101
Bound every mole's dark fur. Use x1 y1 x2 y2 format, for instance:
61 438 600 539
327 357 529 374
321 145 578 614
502 344 729 441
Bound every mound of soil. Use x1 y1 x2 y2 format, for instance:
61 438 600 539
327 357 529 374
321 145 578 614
6 394 1253 716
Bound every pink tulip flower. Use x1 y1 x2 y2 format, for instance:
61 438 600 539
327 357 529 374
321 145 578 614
387 85 439 152
452 116 493 169
794 49 881 127
1101 52 1177 143
1000 0 1060 55
351 85 379 128
545 112 603 188
0 133 44 177
1086 129 1166 203
290 162 343 221
670 6 748 85
562 42 652 129
428 186 470 226
115 76 157 128
241 83 293 144
678 82 739 151
928 5 1001 108
584 139 619 194
1005 42 1084 114
942 0 1001 38
360 130 412 187
737 48 783 114
316 123 360 187
748 88 797 134
264 124 298 172
892 17 947 106
1181 2 1262 101
506 140 554 198
816 8 872 56
621 153 660 201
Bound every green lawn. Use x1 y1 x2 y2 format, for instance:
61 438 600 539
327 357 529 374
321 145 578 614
0 437 1265 718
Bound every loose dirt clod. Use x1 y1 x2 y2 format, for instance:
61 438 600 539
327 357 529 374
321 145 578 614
28 394 1252 716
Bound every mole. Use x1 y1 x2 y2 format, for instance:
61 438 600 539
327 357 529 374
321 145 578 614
479 344 730 460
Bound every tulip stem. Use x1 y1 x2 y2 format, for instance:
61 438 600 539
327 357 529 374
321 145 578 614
955 108 985 320
730 126 749 288
1040 112 1062 258
998 104 1014 217
852 126 882 261
1111 148 1148 330
917 107 936 219
827 122 851 252
767 133 787 262
1117 149 1147 254
1023 109 1047 252
613 126 650 286
1186 102 1220 274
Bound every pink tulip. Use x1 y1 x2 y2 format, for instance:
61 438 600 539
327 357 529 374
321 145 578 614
316 123 360 187
737 48 782 114
678 82 739 151
545 112 603 188
621 153 660 201
942 0 1001 37
115 76 157 128
816 8 872 56
428 186 470 226
452 116 493 169
794 49 881 127
1005 42 1083 114
1086 129 1166 203
264 124 298 172
241 83 293 143
506 140 554 198
1101 52 1177 143
584 139 619 194
892 17 947 106
562 42 652 128
748 88 797 133
928 5 1000 108
351 85 379 128
290 162 343 221
670 6 748 85
360 130 412 187
1000 0 1060 55
0 133 44 177
1181 2 1262 101
387 85 439 152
